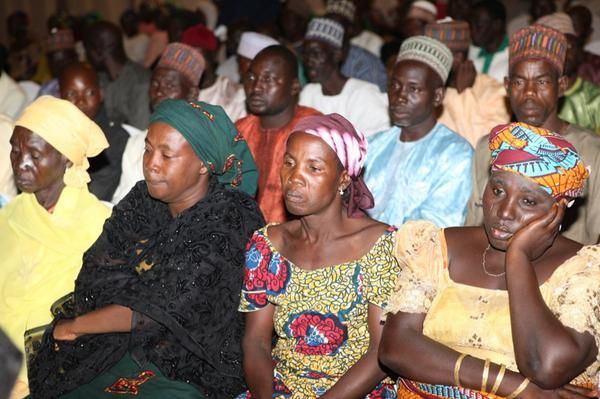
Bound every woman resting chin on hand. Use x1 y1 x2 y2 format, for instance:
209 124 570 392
379 122 600 399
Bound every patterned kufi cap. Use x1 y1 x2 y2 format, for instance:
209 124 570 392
157 43 205 86
535 12 576 36
489 122 589 200
325 0 357 22
305 18 345 49
509 25 567 75
47 28 75 52
424 18 471 52
396 35 453 83
237 32 280 59
407 1 437 23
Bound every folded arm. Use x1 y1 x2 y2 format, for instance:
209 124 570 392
53 304 133 340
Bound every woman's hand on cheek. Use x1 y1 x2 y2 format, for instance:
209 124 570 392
507 200 566 261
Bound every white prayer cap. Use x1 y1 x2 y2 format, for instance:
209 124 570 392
326 0 357 22
305 17 345 49
396 35 453 83
408 0 438 22
237 32 279 59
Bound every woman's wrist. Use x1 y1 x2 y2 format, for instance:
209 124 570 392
505 245 531 262
53 318 79 341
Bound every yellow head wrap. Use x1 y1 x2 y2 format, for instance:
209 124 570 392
15 96 108 188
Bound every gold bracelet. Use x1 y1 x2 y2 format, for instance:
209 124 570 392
506 378 530 399
481 359 491 393
490 364 506 395
454 353 468 388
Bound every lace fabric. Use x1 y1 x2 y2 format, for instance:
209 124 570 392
27 178 265 398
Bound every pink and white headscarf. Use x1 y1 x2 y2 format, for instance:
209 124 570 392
291 113 375 217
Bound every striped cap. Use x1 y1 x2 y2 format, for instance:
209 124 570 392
326 0 356 22
509 25 567 75
47 28 75 52
424 18 471 52
157 43 205 86
396 35 453 83
305 18 345 49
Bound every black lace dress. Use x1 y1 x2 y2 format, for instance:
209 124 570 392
28 178 264 398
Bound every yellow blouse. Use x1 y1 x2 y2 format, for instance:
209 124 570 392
386 220 600 387
0 186 110 395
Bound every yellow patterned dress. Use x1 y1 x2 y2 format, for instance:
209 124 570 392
386 220 600 399
238 225 400 398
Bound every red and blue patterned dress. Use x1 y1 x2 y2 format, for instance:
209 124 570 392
238 225 400 398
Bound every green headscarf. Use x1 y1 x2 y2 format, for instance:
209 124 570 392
149 99 258 196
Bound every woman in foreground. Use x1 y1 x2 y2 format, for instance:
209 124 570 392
27 100 263 398
239 113 399 398
380 122 599 398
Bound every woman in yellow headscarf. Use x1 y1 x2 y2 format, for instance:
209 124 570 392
0 96 111 398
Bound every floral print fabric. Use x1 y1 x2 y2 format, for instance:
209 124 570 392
239 225 400 398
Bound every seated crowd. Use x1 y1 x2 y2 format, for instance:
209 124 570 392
0 0 599 398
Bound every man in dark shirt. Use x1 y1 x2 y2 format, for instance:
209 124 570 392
83 21 151 130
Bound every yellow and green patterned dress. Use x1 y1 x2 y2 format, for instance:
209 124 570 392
238 225 400 398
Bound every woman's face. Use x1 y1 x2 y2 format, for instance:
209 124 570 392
9 126 68 194
143 122 208 215
281 132 346 216
483 170 555 250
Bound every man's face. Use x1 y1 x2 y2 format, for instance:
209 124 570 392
448 0 472 21
303 39 338 83
244 52 297 117
60 68 103 119
48 49 77 78
403 17 428 38
469 8 494 48
505 59 565 127
387 60 441 128
150 67 190 111
530 0 556 20
84 43 105 71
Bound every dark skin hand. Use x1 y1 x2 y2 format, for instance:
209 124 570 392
380 312 598 398
53 304 133 340
453 59 477 94
505 202 598 388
